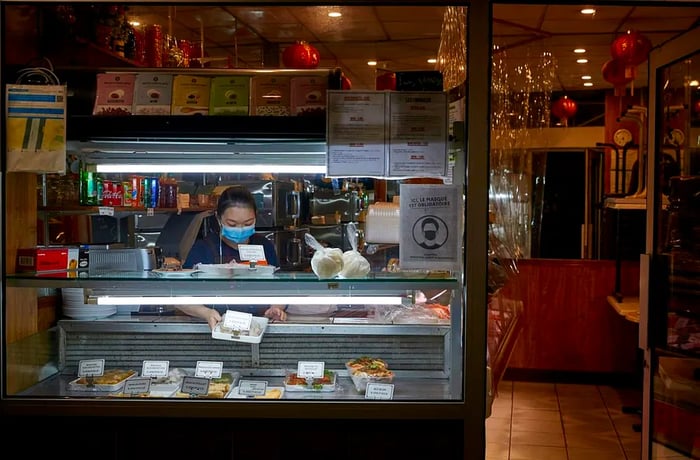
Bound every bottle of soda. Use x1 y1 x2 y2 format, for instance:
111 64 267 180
79 167 97 206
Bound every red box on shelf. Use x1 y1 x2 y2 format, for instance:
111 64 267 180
15 247 80 273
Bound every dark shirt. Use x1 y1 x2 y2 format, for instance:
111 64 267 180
183 232 279 315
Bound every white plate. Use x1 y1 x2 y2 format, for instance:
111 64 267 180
227 386 285 399
152 269 201 278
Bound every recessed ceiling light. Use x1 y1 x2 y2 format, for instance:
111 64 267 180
574 48 587 54
690 80 699 87
129 21 141 27
581 75 592 80
584 82 594 87
580 8 596 15
576 58 588 64
328 11 342 18
367 60 377 66
427 58 437 64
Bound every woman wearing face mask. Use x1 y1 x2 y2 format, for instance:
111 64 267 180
177 186 287 329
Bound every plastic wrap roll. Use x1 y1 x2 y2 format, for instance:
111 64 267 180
364 202 400 244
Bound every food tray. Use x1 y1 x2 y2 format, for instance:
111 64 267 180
68 369 137 392
284 370 337 392
345 357 394 393
194 263 278 278
174 372 237 398
227 386 285 399
110 384 179 398
211 316 268 343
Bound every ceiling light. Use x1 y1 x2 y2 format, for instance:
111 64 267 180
584 82 593 87
129 21 140 27
581 75 592 80
328 11 342 18
367 60 377 66
576 58 588 64
580 8 596 15
574 48 587 54
690 80 699 87
427 58 437 64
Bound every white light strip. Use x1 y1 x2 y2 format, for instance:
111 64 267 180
96 296 405 306
95 164 327 174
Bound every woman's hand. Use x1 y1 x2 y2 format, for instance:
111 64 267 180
176 305 221 330
264 305 287 322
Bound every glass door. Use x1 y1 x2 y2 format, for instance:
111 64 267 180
645 25 700 460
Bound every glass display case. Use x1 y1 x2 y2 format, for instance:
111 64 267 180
645 25 700 460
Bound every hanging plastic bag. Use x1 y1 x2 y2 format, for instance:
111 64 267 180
304 233 343 279
339 222 370 278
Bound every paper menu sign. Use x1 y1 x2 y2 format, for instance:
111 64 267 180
93 72 136 116
238 244 266 263
195 360 223 379
238 380 268 396
222 310 253 332
132 73 173 115
297 361 324 378
141 360 169 378
78 358 105 377
171 75 211 115
209 76 250 115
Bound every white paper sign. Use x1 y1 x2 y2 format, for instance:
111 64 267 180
181 376 209 396
399 184 461 270
365 383 395 400
195 361 223 379
238 380 268 396
78 359 105 377
123 377 151 395
141 360 169 378
297 361 325 378
238 244 266 263
98 206 114 216
222 310 253 332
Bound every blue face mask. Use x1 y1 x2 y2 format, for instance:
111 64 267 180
221 224 256 244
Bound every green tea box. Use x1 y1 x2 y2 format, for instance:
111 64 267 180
171 75 211 115
209 76 250 115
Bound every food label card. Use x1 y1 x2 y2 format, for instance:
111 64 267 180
238 244 266 262
181 376 209 396
222 310 253 332
297 361 324 378
238 380 268 396
365 383 395 400
123 377 151 395
132 73 173 115
195 360 223 379
141 360 169 378
78 358 105 377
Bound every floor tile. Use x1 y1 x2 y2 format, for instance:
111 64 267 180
567 447 626 460
509 445 567 460
510 430 565 448
625 449 641 460
486 416 512 430
511 418 563 434
486 428 511 445
564 432 627 449
512 396 559 410
486 442 510 460
511 408 561 422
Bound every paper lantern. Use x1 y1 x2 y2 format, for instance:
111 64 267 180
376 71 396 90
282 41 320 69
611 30 652 78
602 59 636 96
551 96 578 127
341 74 352 90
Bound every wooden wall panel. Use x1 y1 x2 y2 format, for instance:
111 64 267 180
506 259 640 374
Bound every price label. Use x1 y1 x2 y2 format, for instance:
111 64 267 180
222 310 253 332
77 359 105 377
181 376 209 396
238 244 266 263
98 206 114 216
365 383 395 400
123 377 151 395
297 361 324 378
238 380 268 396
141 360 169 378
195 361 223 379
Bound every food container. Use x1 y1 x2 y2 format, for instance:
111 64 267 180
227 386 285 399
284 370 337 392
345 357 394 393
194 263 278 278
174 372 237 398
68 369 137 392
211 316 269 344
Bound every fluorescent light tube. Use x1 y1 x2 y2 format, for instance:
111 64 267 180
95 164 327 174
95 296 405 306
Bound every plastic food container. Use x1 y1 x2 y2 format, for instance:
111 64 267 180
68 369 137 392
345 358 395 393
284 370 337 392
227 386 285 399
211 316 269 343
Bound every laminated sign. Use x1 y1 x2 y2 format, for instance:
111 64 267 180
5 84 67 173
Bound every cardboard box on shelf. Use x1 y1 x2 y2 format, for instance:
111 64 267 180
16 246 80 272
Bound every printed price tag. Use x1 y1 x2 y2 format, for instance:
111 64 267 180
297 361 324 378
77 359 105 377
123 377 151 395
238 244 266 263
222 310 253 332
141 360 169 378
195 361 223 379
147 208 154 216
181 376 209 396
98 206 114 216
238 380 268 396
365 383 395 400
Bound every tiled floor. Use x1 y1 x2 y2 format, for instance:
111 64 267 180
486 380 691 460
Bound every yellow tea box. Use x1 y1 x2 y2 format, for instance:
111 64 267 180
93 72 136 116
209 76 250 115
132 73 173 115
290 75 327 116
250 75 290 116
171 75 211 115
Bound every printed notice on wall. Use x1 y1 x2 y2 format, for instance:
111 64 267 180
327 91 387 177
388 92 448 177
399 184 461 270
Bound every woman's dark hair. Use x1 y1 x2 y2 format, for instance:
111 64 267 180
216 186 257 216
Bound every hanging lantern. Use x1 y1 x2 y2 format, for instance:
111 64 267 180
692 99 700 114
376 71 396 90
602 59 636 96
551 96 578 127
282 41 320 69
610 30 652 79
341 73 352 90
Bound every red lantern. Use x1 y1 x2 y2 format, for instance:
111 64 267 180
376 71 396 91
602 59 636 96
551 96 578 127
282 41 320 69
611 30 652 78
341 74 352 90
693 99 700 114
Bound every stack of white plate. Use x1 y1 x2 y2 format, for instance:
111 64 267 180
61 288 116 320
